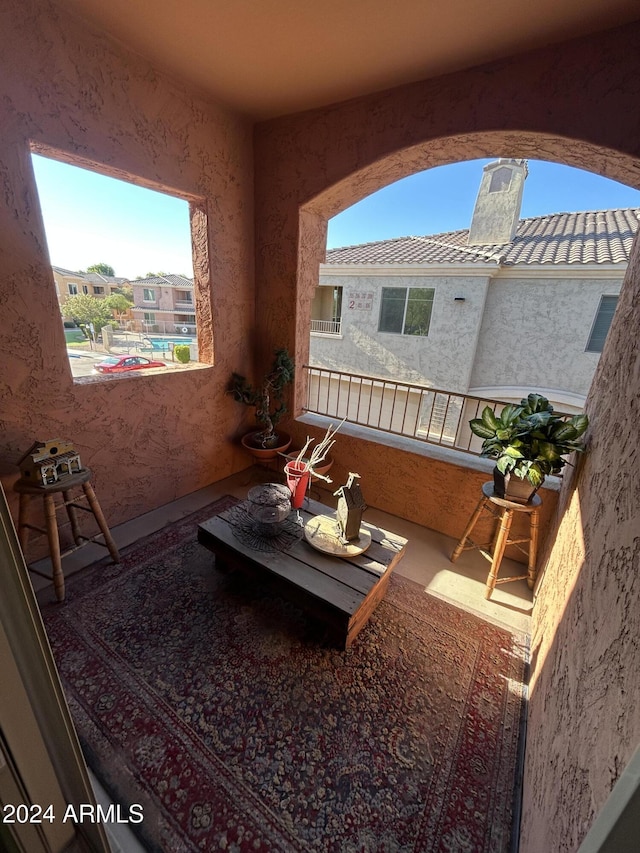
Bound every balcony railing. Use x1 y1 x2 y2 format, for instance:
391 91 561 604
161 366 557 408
310 319 342 335
303 365 571 456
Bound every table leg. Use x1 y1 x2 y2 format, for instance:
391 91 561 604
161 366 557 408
17 493 30 557
527 507 540 589
484 508 513 600
44 493 65 602
451 496 488 562
82 482 120 563
63 489 83 545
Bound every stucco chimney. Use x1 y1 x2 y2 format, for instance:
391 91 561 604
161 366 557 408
468 159 528 245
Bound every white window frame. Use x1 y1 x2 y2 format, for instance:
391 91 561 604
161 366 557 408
68 283 78 295
143 288 156 301
585 295 619 354
378 286 435 337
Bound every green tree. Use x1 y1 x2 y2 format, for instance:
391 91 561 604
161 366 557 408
87 262 115 276
104 292 132 324
63 294 114 341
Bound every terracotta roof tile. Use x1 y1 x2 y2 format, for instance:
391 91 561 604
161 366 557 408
325 208 640 267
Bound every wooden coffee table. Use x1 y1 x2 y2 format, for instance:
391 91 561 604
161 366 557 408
197 497 407 649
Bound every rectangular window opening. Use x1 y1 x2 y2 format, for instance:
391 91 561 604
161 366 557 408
30 146 207 380
379 287 434 336
586 295 619 353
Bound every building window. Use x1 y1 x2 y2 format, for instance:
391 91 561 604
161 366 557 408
143 288 156 301
177 291 193 303
143 312 156 323
68 283 78 295
378 287 434 336
93 286 104 295
586 295 619 353
82 285 89 294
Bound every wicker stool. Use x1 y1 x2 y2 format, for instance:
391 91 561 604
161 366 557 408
14 468 120 602
450 481 541 600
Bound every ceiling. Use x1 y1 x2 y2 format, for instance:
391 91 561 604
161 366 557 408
57 0 640 120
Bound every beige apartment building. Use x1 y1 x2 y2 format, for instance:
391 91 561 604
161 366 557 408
311 160 638 413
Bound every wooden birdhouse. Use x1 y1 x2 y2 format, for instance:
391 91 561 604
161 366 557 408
334 472 367 542
17 439 82 486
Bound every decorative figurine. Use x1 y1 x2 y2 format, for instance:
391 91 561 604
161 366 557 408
17 439 82 486
334 472 367 542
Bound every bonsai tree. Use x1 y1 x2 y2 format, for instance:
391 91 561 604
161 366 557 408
230 348 295 447
469 393 589 489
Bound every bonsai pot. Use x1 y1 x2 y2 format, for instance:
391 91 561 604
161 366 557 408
240 430 292 461
493 467 542 504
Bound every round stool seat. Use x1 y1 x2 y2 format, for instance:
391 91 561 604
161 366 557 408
481 481 542 511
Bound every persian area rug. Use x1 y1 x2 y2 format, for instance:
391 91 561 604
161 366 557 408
41 495 528 853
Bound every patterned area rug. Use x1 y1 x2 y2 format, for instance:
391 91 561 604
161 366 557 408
41 496 528 853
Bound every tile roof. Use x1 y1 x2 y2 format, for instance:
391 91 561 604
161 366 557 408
133 274 193 288
84 272 128 285
325 209 640 267
51 266 128 284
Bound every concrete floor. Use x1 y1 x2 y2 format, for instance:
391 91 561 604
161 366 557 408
30 465 532 852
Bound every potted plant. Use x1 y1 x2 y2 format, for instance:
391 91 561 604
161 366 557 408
230 348 295 459
469 393 589 503
283 420 343 508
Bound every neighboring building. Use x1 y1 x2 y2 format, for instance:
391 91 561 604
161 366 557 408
130 274 196 335
311 159 639 412
52 266 130 311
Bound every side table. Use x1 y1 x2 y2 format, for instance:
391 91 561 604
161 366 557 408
14 468 120 602
450 481 541 600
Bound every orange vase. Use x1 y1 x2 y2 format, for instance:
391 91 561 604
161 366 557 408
284 460 310 509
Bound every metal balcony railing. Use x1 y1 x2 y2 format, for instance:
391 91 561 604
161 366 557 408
303 365 571 456
310 319 342 335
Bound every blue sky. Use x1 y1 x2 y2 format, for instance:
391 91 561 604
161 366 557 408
327 159 640 248
31 153 640 276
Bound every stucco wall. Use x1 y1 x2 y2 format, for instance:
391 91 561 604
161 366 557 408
519 231 640 853
311 273 490 389
255 22 640 851
470 273 622 396
0 0 254 541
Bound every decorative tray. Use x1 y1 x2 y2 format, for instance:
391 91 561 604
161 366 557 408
303 514 371 557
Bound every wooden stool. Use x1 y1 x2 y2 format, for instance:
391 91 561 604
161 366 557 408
14 468 120 602
450 482 541 600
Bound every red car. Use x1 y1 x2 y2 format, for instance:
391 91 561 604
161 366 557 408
93 355 166 374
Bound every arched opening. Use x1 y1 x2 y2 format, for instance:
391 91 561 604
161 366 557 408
296 135 640 426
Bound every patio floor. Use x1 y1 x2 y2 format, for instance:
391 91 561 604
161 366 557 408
30 465 533 851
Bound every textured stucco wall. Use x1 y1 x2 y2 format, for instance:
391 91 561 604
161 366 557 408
310 273 490 390
519 233 640 852
470 273 623 396
254 23 640 851
0 0 254 541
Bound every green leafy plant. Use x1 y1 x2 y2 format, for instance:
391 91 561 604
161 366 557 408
173 344 190 364
469 393 589 487
230 348 295 447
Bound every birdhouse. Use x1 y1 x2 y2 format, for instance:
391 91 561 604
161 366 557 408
334 473 367 542
17 439 82 486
